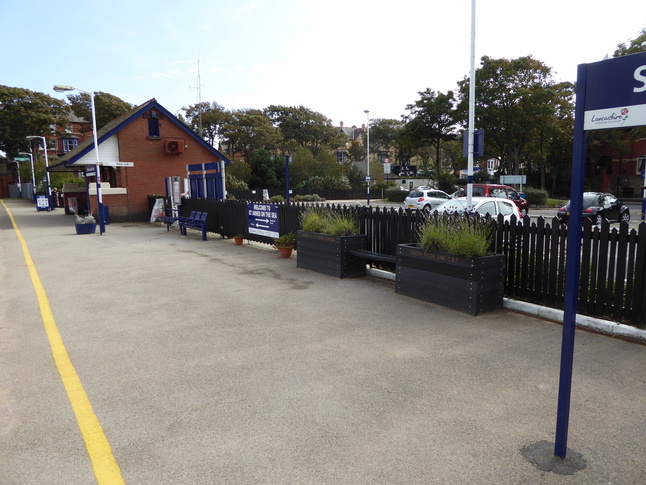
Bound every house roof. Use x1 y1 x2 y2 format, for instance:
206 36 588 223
49 98 230 171
337 125 364 141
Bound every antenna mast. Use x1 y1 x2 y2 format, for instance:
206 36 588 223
196 59 203 137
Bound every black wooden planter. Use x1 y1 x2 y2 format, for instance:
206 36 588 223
395 243 506 315
296 231 367 278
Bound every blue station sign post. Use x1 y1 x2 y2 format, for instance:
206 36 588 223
555 51 646 459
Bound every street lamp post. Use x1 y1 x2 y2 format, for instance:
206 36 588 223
364 109 370 206
53 85 105 234
18 152 36 203
26 135 52 209
14 159 23 198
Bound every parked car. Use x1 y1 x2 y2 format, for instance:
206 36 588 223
404 187 451 213
431 196 522 223
470 184 530 217
557 192 630 225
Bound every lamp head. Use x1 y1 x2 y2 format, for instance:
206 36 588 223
53 85 75 93
364 109 369 114
25 135 41 140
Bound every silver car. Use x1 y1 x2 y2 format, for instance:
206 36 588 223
404 187 452 213
430 196 522 223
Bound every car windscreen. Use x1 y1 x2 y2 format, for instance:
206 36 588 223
582 194 600 207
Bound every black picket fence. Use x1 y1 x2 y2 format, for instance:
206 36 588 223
180 198 645 328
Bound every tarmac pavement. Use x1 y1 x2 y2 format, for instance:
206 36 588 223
1 198 644 484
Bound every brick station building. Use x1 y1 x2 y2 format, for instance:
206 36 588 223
48 98 230 221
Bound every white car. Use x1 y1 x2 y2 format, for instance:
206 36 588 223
430 196 522 223
404 187 452 213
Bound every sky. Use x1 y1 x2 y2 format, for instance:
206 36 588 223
2 0 644 128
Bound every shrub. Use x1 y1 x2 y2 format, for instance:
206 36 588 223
300 207 328 233
300 207 359 235
274 232 297 248
325 213 360 236
293 194 325 202
386 189 408 203
269 195 285 203
417 213 493 259
522 187 548 206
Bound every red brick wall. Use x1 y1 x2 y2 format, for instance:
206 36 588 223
111 110 224 218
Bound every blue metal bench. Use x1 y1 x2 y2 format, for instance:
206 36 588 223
180 211 208 241
158 209 182 231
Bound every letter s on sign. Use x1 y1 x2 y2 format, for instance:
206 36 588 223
635 65 646 93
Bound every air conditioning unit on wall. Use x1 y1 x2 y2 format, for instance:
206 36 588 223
165 139 185 155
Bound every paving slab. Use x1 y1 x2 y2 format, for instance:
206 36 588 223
1 198 644 484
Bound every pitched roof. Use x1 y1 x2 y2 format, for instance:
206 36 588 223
337 125 364 141
49 98 230 171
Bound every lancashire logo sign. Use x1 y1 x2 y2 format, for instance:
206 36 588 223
583 57 646 131
586 106 638 129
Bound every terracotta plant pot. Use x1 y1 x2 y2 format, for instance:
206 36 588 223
234 236 244 245
278 246 294 258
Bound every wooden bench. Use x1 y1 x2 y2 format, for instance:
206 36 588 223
348 249 397 266
180 211 208 241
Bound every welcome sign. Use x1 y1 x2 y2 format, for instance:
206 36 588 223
583 52 646 130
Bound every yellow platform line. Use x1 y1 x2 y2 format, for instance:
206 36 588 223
1 201 124 484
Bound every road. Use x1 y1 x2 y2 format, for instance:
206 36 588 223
329 199 645 231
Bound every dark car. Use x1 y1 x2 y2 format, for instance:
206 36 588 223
470 184 530 217
557 192 630 225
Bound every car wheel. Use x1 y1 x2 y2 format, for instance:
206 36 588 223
520 207 528 217
595 214 604 225
621 211 630 223
423 205 432 214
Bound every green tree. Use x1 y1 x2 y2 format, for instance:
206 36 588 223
456 56 568 176
248 148 283 189
182 101 229 146
613 28 646 56
264 105 346 156
346 163 365 189
0 86 68 157
289 146 316 187
220 109 281 162
226 159 252 184
346 139 365 163
369 118 404 161
402 89 456 179
66 91 133 130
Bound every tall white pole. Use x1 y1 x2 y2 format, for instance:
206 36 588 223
29 153 35 201
89 91 105 235
467 0 476 210
364 109 370 205
27 136 52 206
20 152 36 202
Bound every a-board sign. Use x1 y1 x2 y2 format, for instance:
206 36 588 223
247 203 279 238
36 195 49 209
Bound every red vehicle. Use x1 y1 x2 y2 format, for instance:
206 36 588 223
469 184 530 217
